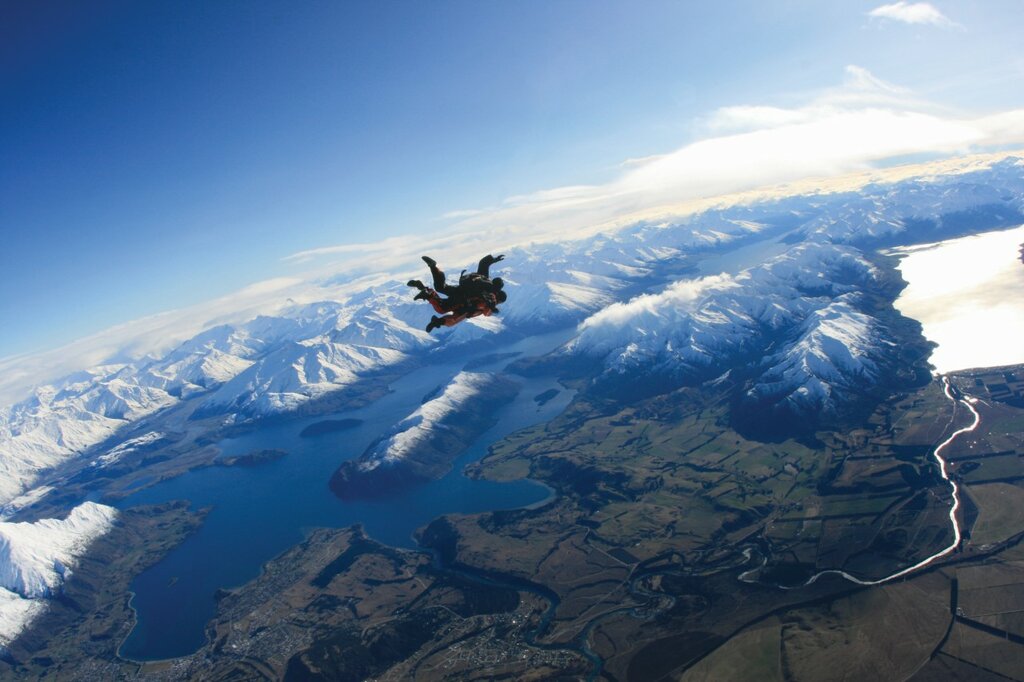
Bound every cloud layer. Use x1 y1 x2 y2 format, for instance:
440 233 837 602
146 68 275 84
283 66 1024 274
868 2 959 27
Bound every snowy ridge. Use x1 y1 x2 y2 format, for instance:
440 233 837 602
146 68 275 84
91 431 166 469
799 158 1024 244
746 296 896 413
0 488 55 523
0 369 177 506
0 502 116 598
0 589 44 654
358 372 495 472
492 251 630 327
199 337 409 418
0 502 117 649
328 310 431 351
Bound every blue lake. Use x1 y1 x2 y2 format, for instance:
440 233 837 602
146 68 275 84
117 330 575 661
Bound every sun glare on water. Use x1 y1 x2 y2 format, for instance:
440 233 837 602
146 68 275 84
893 225 1024 374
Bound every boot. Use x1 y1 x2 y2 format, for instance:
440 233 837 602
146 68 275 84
422 256 437 268
407 279 425 289
426 316 444 332
414 290 430 301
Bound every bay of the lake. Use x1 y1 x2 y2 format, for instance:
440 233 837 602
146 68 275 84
117 329 574 661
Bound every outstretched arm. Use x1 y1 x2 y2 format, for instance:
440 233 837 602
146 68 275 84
476 254 504 277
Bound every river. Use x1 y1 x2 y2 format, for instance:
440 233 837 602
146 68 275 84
742 376 981 589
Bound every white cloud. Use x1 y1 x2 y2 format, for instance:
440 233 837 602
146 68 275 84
624 108 983 199
439 208 487 220
707 67 919 134
707 105 811 134
579 275 734 333
831 65 913 101
427 65 1020 248
868 2 959 28
283 236 410 264
620 153 669 168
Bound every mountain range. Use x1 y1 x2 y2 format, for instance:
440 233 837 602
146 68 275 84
4 157 1023 507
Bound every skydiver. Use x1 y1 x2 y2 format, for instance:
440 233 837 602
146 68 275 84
407 254 508 332
422 289 506 332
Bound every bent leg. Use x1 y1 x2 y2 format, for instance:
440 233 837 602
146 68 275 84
429 265 459 296
422 257 448 292
426 311 466 332
440 312 467 327
430 265 447 291
426 291 457 314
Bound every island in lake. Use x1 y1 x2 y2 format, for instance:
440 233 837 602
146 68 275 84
216 449 287 467
299 418 364 438
534 388 560 406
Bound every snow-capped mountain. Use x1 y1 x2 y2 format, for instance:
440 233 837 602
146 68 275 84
0 368 177 507
568 239 910 430
0 502 117 650
198 336 409 418
0 589 44 655
0 297 429 505
1 156 1023 507
0 502 116 598
795 159 1024 246
571 242 882 372
743 296 898 412
90 431 167 470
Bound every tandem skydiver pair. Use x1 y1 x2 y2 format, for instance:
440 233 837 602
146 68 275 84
408 254 507 332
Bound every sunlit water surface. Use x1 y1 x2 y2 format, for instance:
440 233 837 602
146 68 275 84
892 225 1024 373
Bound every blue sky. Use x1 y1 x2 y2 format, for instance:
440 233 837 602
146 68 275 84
2 1 1023 361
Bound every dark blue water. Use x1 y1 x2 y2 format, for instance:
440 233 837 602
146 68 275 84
117 330 574 661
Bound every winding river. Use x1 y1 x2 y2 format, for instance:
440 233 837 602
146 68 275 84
744 375 981 588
